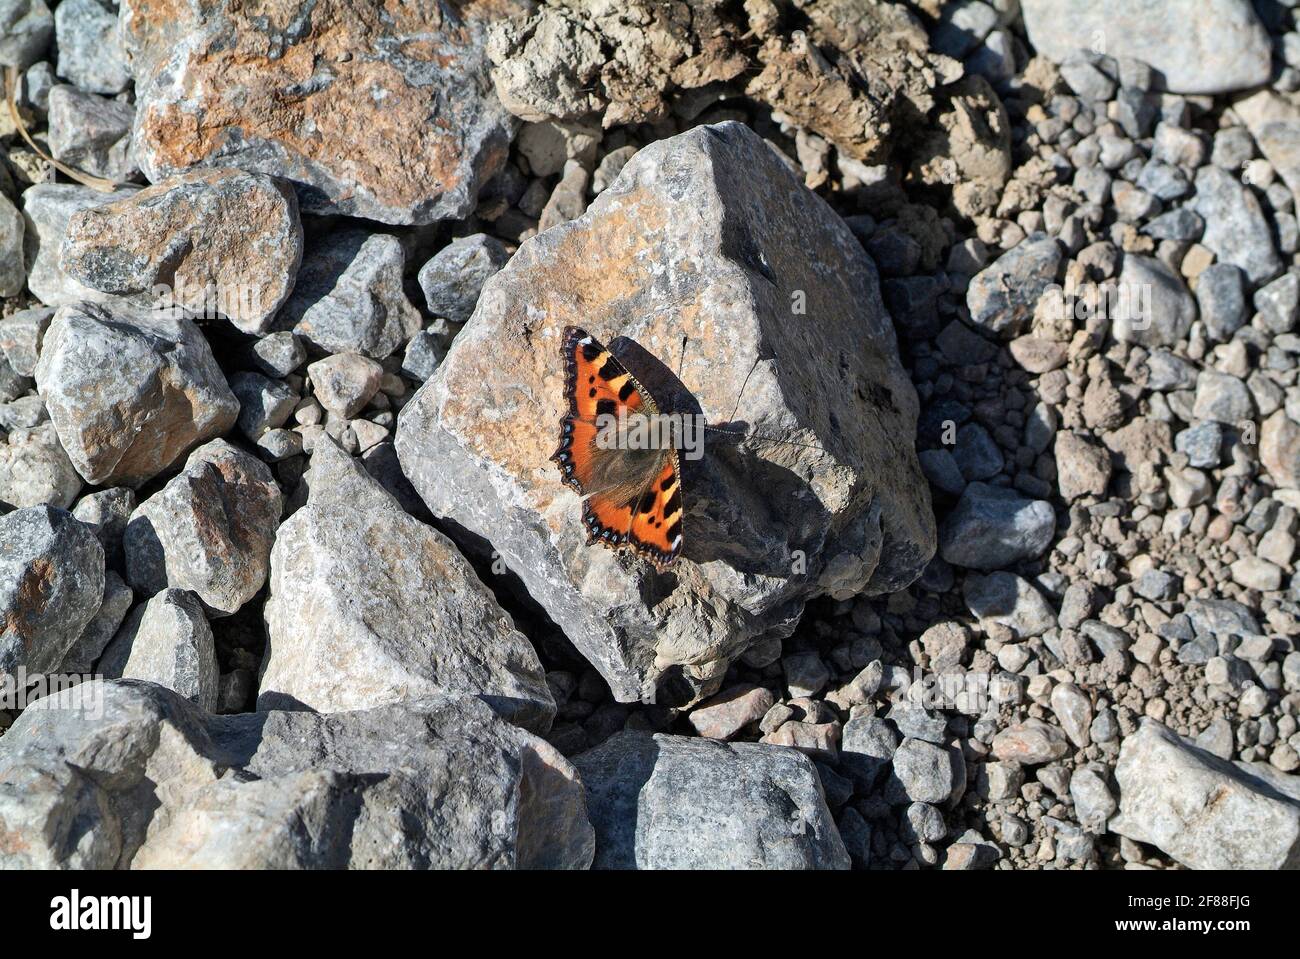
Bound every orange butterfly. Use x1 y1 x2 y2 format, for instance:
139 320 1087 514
551 326 683 569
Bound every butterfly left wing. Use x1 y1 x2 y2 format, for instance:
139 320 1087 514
552 326 683 569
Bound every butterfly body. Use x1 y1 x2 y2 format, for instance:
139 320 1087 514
552 326 683 569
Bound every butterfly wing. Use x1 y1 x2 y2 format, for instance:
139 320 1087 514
552 326 683 569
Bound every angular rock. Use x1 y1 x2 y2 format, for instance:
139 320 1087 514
1054 431 1112 501
0 193 23 297
100 588 218 711
59 168 304 334
53 0 129 94
418 233 511 323
1262 410 1300 489
70 487 135 569
123 0 527 224
123 440 281 617
1233 90 1300 205
841 715 900 792
1112 254 1195 347
33 304 239 487
0 0 52 69
279 228 420 358
1111 720 1300 869
396 121 934 705
0 505 104 680
888 737 965 806
939 482 1055 570
0 680 594 869
0 306 52 377
306 353 383 419
20 183 139 307
686 683 776 740
46 85 136 181
229 372 297 441
260 438 554 734
0 423 80 509
1195 263 1247 342
963 571 1056 638
1019 0 1271 94
58 570 131 675
965 234 1061 339
1194 166 1282 285
573 731 849 870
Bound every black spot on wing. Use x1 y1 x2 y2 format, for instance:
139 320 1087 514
595 398 617 418
618 379 636 402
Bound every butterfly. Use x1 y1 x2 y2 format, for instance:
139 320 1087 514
551 326 683 569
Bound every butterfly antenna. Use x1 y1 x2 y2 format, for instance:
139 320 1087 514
724 354 762 428
676 334 688 382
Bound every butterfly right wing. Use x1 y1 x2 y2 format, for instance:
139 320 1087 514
552 326 648 494
552 326 682 567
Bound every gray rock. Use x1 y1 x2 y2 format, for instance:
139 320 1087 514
1190 595 1258 639
1111 720 1300 869
1254 271 1299 333
939 482 1055 570
0 193 23 297
34 304 239 487
903 801 947 843
59 570 131 675
123 0 526 225
71 487 135 570
965 233 1062 338
931 0 998 59
281 229 421 359
0 505 104 679
1019 0 1271 94
100 588 218 711
46 85 136 181
0 396 46 432
0 306 52 377
1192 370 1254 424
889 738 965 806
953 422 1003 480
919 447 967 496
230 372 297 440
123 440 281 618
401 329 445 382
1233 90 1300 206
0 680 594 868
306 353 382 419
840 715 900 792
1142 207 1203 242
1196 263 1247 341
964 571 1057 638
418 233 511 323
887 701 948 744
0 423 80 509
53 0 129 94
1136 159 1189 201
396 122 934 705
59 168 304 334
20 183 139 307
1113 253 1196 346
249 332 306 379
1054 430 1112 501
574 731 849 870
1175 421 1224 469
1059 56 1115 102
1194 166 1282 285
259 437 554 734
1050 682 1093 748
0 0 52 69
1070 767 1117 833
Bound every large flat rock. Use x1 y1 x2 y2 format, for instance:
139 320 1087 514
396 121 934 704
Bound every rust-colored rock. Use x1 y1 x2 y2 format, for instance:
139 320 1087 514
60 169 303 333
122 0 530 225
